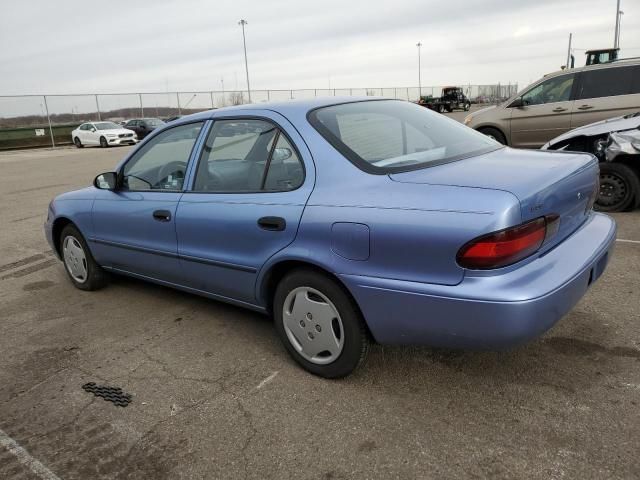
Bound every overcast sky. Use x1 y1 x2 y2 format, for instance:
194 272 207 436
1 0 638 96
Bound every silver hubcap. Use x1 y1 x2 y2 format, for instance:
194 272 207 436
282 287 344 365
63 235 88 283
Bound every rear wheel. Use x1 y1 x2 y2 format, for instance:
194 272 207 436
60 224 108 291
273 270 369 378
479 127 507 145
464 102 471 111
437 104 445 113
445 105 453 113
596 163 640 212
99 136 109 148
74 137 83 148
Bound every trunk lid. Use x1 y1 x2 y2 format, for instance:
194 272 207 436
389 147 599 250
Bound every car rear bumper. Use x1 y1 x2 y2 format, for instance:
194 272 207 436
340 212 616 349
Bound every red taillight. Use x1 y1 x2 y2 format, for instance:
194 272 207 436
457 215 559 270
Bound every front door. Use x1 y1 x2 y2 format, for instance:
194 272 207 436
176 114 313 305
509 73 576 148
90 121 205 283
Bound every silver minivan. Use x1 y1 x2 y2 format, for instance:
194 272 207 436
465 60 640 148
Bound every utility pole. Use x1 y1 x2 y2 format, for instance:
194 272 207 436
614 0 621 48
416 42 422 98
566 33 572 69
616 10 624 49
238 19 252 102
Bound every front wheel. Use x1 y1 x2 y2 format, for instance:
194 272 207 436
595 163 640 212
479 127 507 145
60 224 108 291
437 104 445 113
273 270 369 378
99 136 109 148
464 103 471 111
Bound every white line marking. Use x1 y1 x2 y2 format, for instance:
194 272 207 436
0 428 61 480
256 371 279 390
616 239 640 244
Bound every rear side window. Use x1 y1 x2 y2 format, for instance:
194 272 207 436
193 119 304 192
577 67 634 100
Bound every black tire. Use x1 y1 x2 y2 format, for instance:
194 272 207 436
445 105 453 113
437 104 445 114
74 137 83 148
99 136 109 148
59 224 108 291
479 127 507 145
595 163 640 212
273 269 369 378
464 103 471 111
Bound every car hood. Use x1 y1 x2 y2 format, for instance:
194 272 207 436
543 112 640 148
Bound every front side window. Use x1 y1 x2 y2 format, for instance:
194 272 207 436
121 122 204 191
308 100 498 173
522 74 574 106
578 67 634 100
193 119 304 192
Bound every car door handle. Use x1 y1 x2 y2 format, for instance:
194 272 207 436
577 104 594 110
152 210 172 222
258 216 286 231
552 107 567 112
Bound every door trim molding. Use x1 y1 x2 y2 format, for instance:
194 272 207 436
89 237 256 273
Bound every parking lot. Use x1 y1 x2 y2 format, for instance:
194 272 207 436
1 122 639 479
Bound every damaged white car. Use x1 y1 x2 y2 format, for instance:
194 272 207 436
543 112 640 212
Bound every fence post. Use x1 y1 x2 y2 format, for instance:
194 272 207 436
314 89 317 97
43 95 55 148
139 93 144 117
267 90 270 101
210 91 215 109
290 90 293 100
177 92 181 115
95 95 101 121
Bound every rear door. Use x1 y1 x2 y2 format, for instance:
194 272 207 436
509 73 576 148
176 112 314 305
570 64 640 128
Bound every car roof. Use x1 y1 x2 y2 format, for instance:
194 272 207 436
169 96 394 125
543 58 640 79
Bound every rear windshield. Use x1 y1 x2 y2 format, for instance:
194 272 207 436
308 100 500 173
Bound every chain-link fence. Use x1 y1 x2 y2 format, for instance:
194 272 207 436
0 84 518 150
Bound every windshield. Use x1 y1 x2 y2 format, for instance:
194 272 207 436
95 122 121 130
308 100 500 173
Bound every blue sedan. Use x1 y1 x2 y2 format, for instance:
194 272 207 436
45 98 616 377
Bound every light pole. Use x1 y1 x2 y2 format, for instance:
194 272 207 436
416 42 422 99
614 0 621 48
616 10 624 49
238 19 252 102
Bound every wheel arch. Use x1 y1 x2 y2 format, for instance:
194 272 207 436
258 258 374 339
51 216 75 257
476 125 509 145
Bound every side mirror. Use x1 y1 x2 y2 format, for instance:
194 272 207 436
94 172 117 190
508 97 524 108
272 147 292 162
90 127 96 132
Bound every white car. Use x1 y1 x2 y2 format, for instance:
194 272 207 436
71 121 138 148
